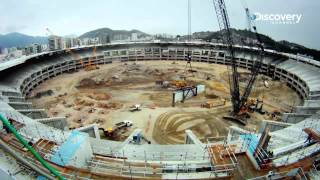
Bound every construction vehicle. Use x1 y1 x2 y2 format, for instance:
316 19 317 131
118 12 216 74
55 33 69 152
239 1 265 115
130 104 141 112
243 97 265 114
100 120 133 137
155 80 170 88
132 132 151 144
212 0 265 123
66 46 99 71
85 46 99 71
65 48 85 68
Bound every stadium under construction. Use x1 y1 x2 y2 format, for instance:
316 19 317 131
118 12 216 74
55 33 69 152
0 41 320 179
1 0 320 180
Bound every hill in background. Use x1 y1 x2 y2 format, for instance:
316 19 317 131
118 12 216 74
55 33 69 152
79 27 150 41
193 29 320 60
0 32 47 48
1 28 319 60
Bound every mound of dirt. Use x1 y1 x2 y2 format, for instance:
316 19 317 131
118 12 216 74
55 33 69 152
34 90 54 98
88 92 111 101
97 102 123 109
74 98 95 107
77 78 97 88
205 91 219 99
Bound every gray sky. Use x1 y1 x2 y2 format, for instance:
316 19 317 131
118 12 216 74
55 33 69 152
0 0 319 49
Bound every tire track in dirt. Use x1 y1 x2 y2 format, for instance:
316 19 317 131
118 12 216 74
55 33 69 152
153 107 231 144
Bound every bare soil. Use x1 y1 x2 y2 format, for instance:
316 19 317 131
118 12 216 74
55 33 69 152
28 61 301 144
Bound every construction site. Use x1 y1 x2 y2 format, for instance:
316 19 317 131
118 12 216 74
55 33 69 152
0 0 320 180
29 61 300 144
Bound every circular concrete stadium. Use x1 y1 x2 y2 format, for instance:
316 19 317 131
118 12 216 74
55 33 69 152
0 42 320 179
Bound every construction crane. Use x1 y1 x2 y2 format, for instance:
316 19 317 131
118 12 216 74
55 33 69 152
212 0 241 117
212 0 265 122
46 28 55 36
238 1 265 113
240 0 252 31
238 26 264 113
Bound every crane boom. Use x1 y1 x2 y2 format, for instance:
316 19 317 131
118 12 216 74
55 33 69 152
212 0 241 114
212 0 265 118
245 8 252 31
239 4 265 110
46 28 54 36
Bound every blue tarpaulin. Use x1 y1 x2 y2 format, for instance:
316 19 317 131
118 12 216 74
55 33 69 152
51 130 86 166
240 134 259 155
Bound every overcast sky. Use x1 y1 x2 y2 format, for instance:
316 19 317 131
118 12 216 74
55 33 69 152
0 0 319 49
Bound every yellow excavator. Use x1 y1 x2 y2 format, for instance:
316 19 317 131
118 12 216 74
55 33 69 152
66 46 99 71
85 46 99 71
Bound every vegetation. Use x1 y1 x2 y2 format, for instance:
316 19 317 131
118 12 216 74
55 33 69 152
79 28 149 41
198 29 320 60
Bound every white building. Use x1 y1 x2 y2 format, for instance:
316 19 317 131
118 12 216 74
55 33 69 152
131 33 138 41
1 48 8 55
64 38 80 49
48 35 63 51
12 50 23 57
24 44 42 55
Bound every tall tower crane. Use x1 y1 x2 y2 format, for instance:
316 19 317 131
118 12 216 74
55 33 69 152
212 0 265 122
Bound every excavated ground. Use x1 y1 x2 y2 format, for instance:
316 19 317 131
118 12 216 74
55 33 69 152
28 61 301 144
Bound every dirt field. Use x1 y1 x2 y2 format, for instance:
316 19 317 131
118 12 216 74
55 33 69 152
28 61 301 144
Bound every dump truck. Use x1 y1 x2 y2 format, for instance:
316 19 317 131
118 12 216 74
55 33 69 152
101 120 133 137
